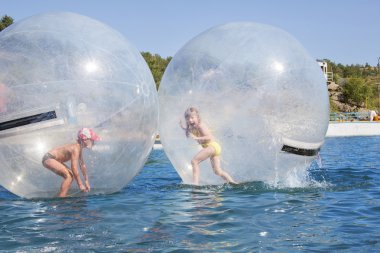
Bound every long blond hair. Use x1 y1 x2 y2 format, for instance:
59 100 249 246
184 107 201 138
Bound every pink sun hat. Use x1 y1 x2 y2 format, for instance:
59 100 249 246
78 127 101 141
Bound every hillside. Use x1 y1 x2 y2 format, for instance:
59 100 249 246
328 81 367 112
324 60 380 113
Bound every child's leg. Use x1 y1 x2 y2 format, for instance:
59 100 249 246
210 156 237 184
58 172 74 197
43 159 73 197
191 147 214 185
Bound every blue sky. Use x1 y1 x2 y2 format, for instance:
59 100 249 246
2 0 380 65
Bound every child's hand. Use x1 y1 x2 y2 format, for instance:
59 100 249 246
79 184 87 192
189 133 198 140
85 180 91 192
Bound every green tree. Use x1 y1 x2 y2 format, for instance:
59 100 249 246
0 15 13 31
141 52 171 90
342 77 372 106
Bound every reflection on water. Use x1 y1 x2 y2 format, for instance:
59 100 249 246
1 137 380 252
41 197 100 226
187 188 227 236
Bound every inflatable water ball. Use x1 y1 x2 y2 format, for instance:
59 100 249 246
0 12 158 198
159 22 329 186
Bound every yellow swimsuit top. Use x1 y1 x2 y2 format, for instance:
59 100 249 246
191 129 221 156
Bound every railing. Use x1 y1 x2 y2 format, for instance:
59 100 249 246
327 72 333 83
330 112 370 122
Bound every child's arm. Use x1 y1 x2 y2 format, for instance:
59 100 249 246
79 152 90 192
179 119 192 138
71 148 87 192
191 124 213 142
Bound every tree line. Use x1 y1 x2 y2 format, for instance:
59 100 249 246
323 59 380 111
2 15 379 111
0 15 13 31
141 52 171 90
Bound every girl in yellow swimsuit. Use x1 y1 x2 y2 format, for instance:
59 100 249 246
180 107 237 185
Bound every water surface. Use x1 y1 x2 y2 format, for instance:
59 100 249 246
1 137 379 252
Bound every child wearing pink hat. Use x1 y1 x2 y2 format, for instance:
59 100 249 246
42 127 100 197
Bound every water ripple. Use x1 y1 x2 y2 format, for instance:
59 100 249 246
1 136 380 251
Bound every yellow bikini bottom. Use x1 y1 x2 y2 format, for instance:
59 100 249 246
201 141 221 156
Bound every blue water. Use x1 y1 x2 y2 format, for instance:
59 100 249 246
1 137 380 252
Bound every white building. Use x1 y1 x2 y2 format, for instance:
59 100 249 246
317 60 333 84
